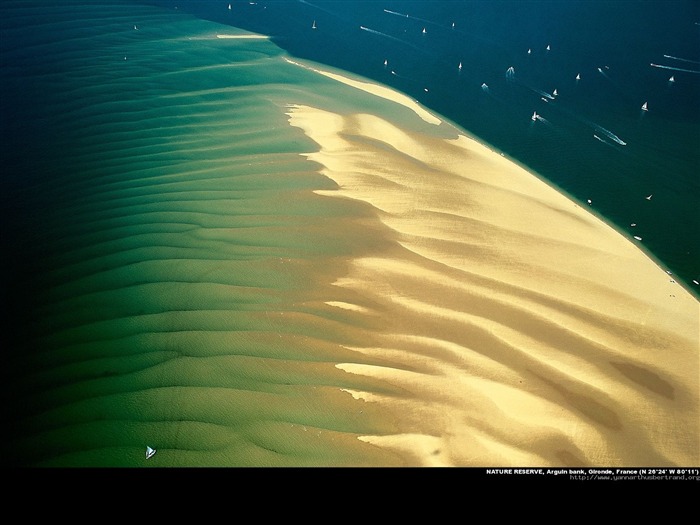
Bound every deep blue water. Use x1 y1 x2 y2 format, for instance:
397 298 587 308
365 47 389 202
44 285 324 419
143 0 700 296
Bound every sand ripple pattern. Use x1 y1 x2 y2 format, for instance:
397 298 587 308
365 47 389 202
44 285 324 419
1 1 697 466
285 102 699 466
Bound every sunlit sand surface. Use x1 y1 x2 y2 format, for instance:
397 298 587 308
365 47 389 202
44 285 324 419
216 34 269 39
2 1 697 467
285 87 699 466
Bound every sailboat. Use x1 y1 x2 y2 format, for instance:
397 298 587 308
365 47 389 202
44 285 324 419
384 59 388 67
669 75 675 82
576 73 581 80
553 88 558 96
528 48 532 55
228 3 231 9
146 446 156 459
641 101 648 111
458 62 462 71
546 44 550 51
532 111 539 121
422 27 426 34
312 20 316 29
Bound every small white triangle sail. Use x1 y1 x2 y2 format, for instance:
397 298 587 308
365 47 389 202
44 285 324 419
146 446 156 459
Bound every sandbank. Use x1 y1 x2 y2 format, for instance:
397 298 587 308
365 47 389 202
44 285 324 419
284 58 442 125
216 33 269 39
285 97 700 466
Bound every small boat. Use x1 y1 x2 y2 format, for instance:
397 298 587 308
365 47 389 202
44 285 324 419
384 59 388 66
527 48 532 55
532 111 539 121
634 236 643 241
228 3 232 9
669 75 675 82
646 194 652 200
146 446 156 459
458 62 462 70
641 101 648 111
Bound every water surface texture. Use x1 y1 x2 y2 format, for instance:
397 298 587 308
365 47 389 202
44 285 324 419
1 1 697 467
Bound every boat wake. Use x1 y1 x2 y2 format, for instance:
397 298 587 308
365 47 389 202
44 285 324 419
594 125 626 146
359 25 426 54
382 8 444 29
298 0 339 18
536 98 629 148
663 54 700 64
593 133 615 147
650 63 700 74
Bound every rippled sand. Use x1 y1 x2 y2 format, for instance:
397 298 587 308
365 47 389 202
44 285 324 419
2 1 697 467
285 90 699 466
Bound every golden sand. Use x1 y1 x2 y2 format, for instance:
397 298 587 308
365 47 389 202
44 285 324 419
216 34 269 39
283 67 699 466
